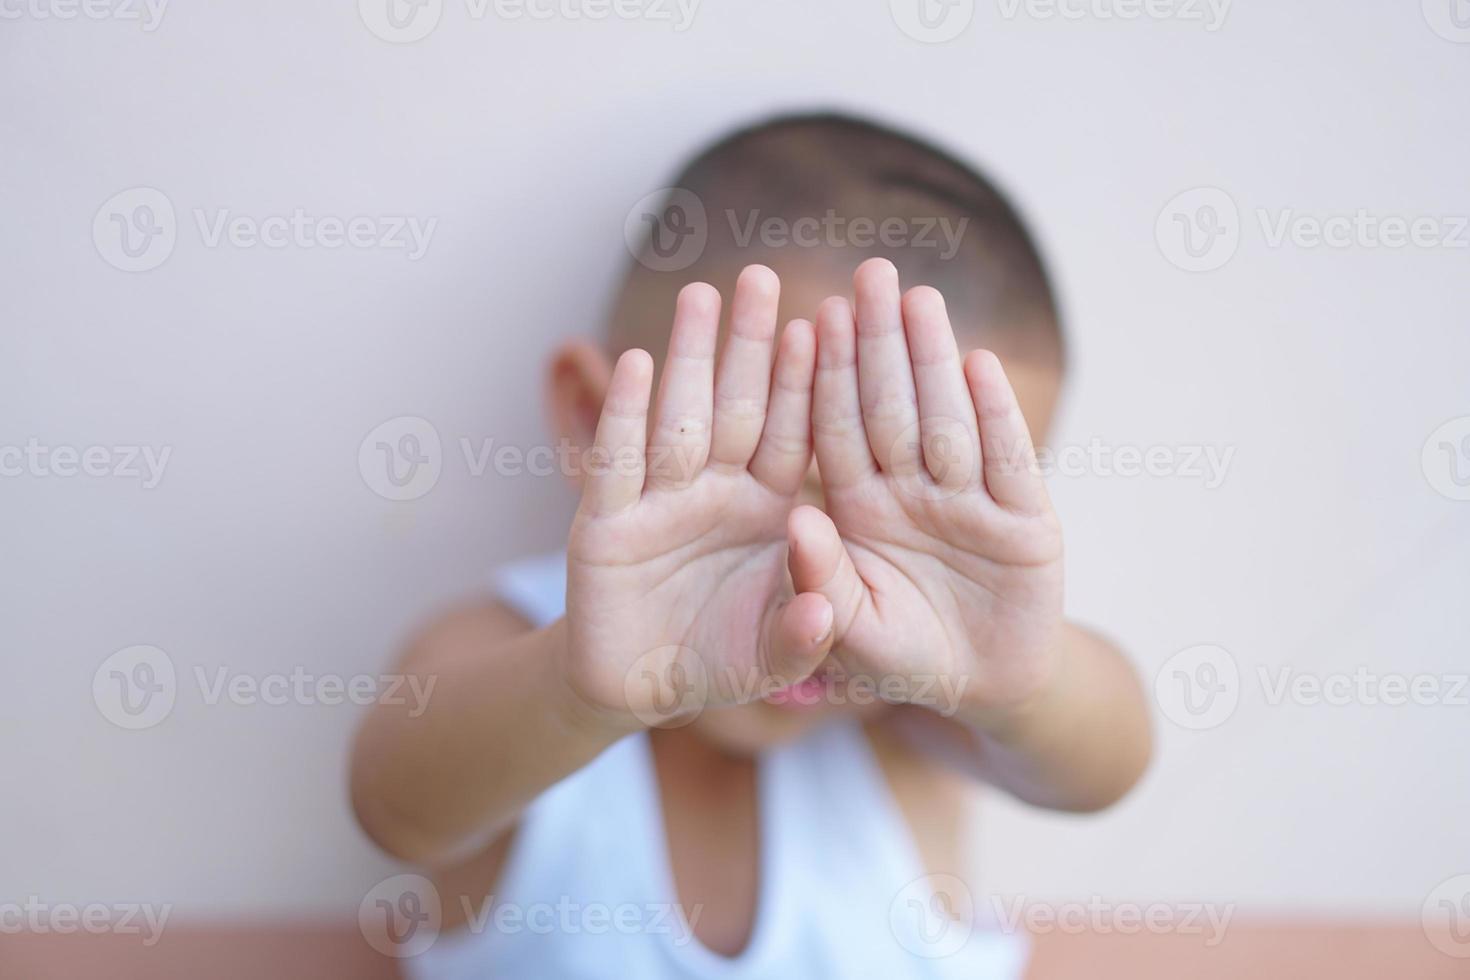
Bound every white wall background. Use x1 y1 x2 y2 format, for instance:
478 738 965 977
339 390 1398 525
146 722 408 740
3 0 1467 923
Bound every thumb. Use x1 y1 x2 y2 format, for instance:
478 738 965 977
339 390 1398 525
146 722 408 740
786 505 867 642
758 591 834 688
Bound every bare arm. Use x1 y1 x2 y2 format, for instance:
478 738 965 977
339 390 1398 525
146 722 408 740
352 267 835 864
790 261 1152 814
349 606 632 864
888 622 1152 812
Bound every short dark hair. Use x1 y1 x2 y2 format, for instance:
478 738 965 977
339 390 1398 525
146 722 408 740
621 111 1064 366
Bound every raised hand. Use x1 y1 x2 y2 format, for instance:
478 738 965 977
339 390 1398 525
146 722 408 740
564 265 835 727
789 258 1065 717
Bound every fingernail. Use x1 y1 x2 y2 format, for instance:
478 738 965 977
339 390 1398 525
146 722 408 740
814 606 834 646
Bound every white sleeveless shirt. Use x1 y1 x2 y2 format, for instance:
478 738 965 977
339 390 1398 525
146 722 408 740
406 553 1028 980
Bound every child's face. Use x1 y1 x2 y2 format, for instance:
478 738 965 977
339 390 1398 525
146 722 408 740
548 260 1062 755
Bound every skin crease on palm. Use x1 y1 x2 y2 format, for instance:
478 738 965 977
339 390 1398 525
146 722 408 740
549 256 1066 757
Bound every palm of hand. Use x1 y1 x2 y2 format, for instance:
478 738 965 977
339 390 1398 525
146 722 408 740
565 268 834 725
788 259 1064 713
564 260 1064 727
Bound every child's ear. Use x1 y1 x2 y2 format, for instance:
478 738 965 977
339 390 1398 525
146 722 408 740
545 340 615 459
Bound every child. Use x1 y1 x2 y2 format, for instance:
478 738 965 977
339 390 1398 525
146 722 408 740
350 113 1152 978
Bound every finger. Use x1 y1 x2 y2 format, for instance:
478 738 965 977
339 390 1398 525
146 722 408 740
854 258 921 474
579 349 654 517
812 296 877 490
902 285 982 491
748 318 816 495
964 349 1049 513
710 265 780 469
647 282 720 490
786 504 869 640
758 591 834 689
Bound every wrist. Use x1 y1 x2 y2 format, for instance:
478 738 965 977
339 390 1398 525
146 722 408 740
548 619 648 743
952 637 1067 743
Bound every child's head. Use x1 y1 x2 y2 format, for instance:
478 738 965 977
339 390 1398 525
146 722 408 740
548 112 1067 752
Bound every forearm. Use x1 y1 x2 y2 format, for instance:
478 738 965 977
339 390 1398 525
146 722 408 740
898 623 1153 811
349 613 636 863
